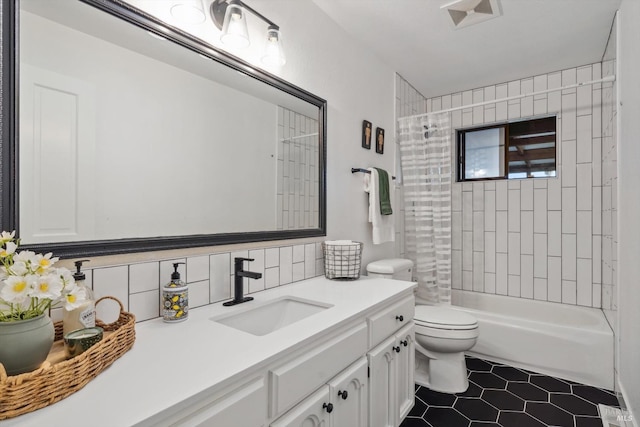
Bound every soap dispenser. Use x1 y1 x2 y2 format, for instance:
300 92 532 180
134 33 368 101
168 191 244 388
63 259 96 335
162 262 188 323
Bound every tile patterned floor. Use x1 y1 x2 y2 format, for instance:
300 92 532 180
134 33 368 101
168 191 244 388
401 356 620 427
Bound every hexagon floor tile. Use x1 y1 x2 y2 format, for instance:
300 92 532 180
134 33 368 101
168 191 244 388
401 356 619 427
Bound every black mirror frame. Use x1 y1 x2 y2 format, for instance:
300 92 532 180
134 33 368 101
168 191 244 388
0 0 327 258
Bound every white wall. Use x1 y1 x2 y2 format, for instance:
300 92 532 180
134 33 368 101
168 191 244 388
425 65 605 307
617 0 640 420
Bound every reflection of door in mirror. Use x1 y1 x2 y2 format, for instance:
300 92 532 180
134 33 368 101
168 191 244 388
18 0 323 248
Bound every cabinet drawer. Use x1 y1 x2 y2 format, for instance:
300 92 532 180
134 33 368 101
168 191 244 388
368 296 414 348
269 322 368 417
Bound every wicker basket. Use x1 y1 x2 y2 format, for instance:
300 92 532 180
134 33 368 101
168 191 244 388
0 296 136 420
322 241 363 280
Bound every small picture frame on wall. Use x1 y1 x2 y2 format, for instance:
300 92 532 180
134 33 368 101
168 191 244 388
362 120 372 149
375 127 385 154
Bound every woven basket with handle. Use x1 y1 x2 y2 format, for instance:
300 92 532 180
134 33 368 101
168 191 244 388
0 296 136 420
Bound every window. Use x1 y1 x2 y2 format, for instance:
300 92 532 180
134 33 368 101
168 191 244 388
457 116 557 181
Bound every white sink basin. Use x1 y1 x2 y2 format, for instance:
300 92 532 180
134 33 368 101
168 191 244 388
211 296 333 336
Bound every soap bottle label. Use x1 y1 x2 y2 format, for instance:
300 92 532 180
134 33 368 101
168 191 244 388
80 304 96 328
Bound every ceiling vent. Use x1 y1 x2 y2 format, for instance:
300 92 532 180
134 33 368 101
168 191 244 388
441 0 502 29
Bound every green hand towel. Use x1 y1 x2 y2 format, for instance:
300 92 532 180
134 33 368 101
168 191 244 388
374 167 393 215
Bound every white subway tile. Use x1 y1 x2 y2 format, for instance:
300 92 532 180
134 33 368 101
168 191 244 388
508 180 521 190
561 94 577 140
592 284 602 308
548 256 562 302
593 236 602 284
265 267 280 289
304 244 316 279
508 80 521 96
577 211 592 259
521 180 533 211
577 259 592 307
576 164 592 211
473 212 484 251
292 262 305 282
562 187 577 234
534 233 548 278
593 89 602 137
547 179 562 210
534 97 548 116
484 273 496 294
496 254 508 295
485 106 496 123
473 252 484 292
463 271 473 291
508 189 521 232
534 189 548 233
452 185 462 211
521 211 534 255
484 85 496 101
248 249 265 292
508 275 521 297
463 231 473 270
316 242 323 259
485 232 496 273
508 233 521 275
496 211 508 253
129 262 159 294
452 250 462 289
562 67 577 87
187 255 209 283
293 244 305 263
473 182 484 211
94 266 129 321
521 96 533 117
562 234 577 280
129 290 159 322
452 211 462 250
577 115 593 163
279 246 293 285
463 192 473 230
593 187 602 235
548 211 562 256
265 247 279 268
534 179 548 189
210 253 231 303
562 280 577 304
496 181 508 210
496 101 507 121
561 140 577 187
534 278 548 301
484 191 496 231
548 72 562 112
521 255 534 298
315 260 324 278
189 280 210 307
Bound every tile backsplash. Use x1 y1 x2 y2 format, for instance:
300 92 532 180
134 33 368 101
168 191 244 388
51 242 325 323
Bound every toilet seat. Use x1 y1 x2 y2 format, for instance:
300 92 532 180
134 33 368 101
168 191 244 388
414 306 478 330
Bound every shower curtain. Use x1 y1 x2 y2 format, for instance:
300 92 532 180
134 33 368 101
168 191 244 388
398 112 452 304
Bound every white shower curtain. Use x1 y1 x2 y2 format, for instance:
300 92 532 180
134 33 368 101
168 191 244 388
398 112 452 304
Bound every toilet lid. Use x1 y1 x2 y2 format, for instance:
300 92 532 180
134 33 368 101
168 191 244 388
414 306 478 330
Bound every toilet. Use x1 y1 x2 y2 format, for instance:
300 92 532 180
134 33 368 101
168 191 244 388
367 259 479 394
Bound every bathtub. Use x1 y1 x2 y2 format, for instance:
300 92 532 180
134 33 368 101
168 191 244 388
449 289 614 390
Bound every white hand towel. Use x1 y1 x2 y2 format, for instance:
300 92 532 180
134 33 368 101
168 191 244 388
363 168 395 244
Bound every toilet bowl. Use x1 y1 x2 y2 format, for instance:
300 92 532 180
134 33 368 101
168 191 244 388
367 258 479 394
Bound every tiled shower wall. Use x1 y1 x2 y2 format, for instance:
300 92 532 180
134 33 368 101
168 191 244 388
394 75 428 258
51 242 325 323
601 18 618 328
276 107 320 230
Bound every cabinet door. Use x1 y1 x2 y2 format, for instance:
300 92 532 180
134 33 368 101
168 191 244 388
271 386 331 427
328 357 368 427
367 336 396 427
394 323 415 424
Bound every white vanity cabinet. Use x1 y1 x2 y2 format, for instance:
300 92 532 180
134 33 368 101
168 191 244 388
328 358 369 426
270 386 332 427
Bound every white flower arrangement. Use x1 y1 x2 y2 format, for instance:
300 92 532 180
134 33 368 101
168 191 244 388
0 231 85 322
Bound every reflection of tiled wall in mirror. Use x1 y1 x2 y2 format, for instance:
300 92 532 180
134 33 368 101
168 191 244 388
276 106 320 230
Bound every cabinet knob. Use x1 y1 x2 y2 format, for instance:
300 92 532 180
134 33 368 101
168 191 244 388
401 340 408 347
393 346 401 353
338 390 349 400
396 315 404 322
323 402 334 413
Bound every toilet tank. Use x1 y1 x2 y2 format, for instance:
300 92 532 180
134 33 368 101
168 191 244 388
366 259 414 281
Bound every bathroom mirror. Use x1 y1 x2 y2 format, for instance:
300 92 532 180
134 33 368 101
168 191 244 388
0 0 326 257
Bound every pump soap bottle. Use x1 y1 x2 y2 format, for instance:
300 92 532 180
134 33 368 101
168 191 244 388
163 262 188 323
63 259 96 335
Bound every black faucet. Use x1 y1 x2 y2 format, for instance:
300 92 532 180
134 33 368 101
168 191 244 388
223 257 263 306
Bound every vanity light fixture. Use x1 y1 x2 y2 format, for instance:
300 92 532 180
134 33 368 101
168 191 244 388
211 0 286 66
170 0 207 24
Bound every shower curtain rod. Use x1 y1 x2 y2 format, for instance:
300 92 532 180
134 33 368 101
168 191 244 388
400 75 616 120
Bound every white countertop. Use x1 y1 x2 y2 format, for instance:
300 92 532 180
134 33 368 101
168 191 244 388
1 276 416 427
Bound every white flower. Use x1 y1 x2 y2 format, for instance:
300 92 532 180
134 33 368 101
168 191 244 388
55 267 75 286
63 285 87 310
0 275 37 303
0 241 17 258
9 260 28 276
34 252 58 274
14 251 37 273
30 274 63 300
0 231 15 245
